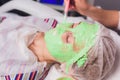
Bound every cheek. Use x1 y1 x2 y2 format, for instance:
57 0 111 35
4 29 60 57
62 32 74 44
33 32 44 45
29 33 45 52
32 39 42 46
73 43 85 52
28 33 45 61
28 39 41 52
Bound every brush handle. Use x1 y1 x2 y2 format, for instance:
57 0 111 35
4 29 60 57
64 0 70 14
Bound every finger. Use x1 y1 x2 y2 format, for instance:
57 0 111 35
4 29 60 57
64 0 75 9
70 0 75 6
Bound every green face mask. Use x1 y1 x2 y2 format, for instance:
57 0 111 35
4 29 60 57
45 22 99 71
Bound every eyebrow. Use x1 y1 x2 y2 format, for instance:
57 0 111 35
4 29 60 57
71 24 74 28
71 22 81 28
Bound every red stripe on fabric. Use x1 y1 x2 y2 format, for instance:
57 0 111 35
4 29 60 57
2 17 6 21
17 74 20 80
44 18 49 23
29 71 37 80
44 18 46 21
44 18 46 22
31 72 35 80
52 20 58 28
15 73 23 80
39 68 50 80
46 18 49 23
19 74 23 80
17 74 21 80
5 76 10 80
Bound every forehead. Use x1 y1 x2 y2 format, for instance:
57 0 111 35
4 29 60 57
54 22 99 36
56 23 73 28
55 23 80 32
56 22 83 30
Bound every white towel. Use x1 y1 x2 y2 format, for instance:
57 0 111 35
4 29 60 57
0 14 57 76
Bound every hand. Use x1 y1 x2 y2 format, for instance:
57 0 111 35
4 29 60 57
64 0 92 15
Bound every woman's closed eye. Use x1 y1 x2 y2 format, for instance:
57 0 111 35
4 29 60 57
71 22 81 28
62 32 74 44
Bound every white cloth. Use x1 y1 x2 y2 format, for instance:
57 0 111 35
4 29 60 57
0 0 63 18
0 14 56 76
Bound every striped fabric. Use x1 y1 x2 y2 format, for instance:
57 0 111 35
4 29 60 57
44 18 58 28
0 14 58 80
1 71 37 80
1 64 53 80
0 16 58 29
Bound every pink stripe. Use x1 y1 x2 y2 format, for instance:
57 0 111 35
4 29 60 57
1 17 6 21
5 76 10 80
31 72 35 80
52 20 58 28
16 74 21 80
15 73 23 80
44 18 49 23
29 71 37 80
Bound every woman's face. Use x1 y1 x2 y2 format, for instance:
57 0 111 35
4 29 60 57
61 23 82 51
30 22 99 66
44 22 99 64
44 22 85 62
29 23 80 62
